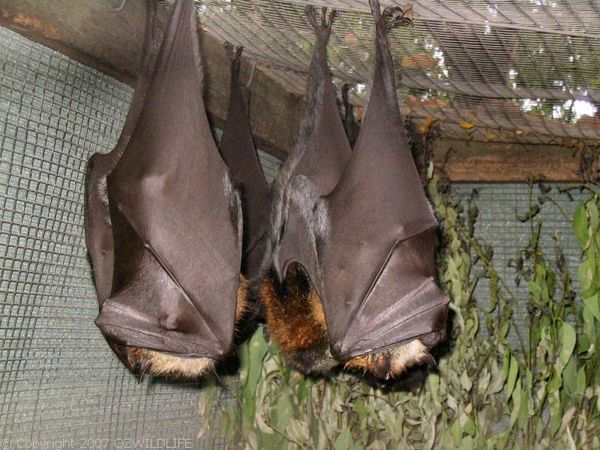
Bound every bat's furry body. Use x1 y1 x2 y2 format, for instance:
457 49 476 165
133 349 215 379
262 269 432 378
262 230 435 379
261 267 335 373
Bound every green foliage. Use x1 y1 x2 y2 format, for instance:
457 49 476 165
199 175 600 449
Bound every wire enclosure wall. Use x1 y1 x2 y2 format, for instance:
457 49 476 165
454 184 586 345
0 27 218 447
198 0 600 146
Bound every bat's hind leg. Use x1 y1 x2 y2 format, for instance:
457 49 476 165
261 264 336 374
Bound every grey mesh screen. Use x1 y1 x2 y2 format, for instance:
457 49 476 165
455 184 585 345
197 0 600 145
0 27 217 449
257 151 282 183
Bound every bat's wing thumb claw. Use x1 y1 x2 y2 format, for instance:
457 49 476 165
272 255 286 284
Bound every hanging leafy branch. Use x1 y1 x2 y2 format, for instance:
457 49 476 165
198 175 600 450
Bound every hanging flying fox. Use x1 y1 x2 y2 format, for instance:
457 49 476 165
260 2 449 380
259 6 352 374
84 0 247 379
219 43 270 279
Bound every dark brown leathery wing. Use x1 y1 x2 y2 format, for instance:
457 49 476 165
89 0 242 365
274 1 448 363
258 7 352 374
269 7 352 281
85 0 160 306
281 8 352 198
219 45 270 278
84 0 161 367
320 4 448 359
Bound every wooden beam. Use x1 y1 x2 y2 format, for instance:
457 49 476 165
0 0 301 160
432 139 596 182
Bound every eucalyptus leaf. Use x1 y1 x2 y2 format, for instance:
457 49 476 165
578 258 595 296
334 428 352 450
573 202 589 249
509 383 522 427
556 322 576 374
506 354 519 401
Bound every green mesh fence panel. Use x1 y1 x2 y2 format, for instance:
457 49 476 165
455 183 586 346
0 26 223 449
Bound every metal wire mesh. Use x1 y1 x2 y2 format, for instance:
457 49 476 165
257 150 283 182
454 184 586 347
197 0 600 144
0 27 221 449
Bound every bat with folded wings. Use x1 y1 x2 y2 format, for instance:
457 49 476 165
260 1 449 380
85 0 253 379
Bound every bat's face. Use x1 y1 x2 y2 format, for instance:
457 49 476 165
344 340 435 380
261 266 435 380
261 266 336 374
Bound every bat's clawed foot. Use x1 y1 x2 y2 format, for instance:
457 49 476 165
380 6 413 32
305 6 337 42
224 41 243 63
345 340 435 380
370 0 413 32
